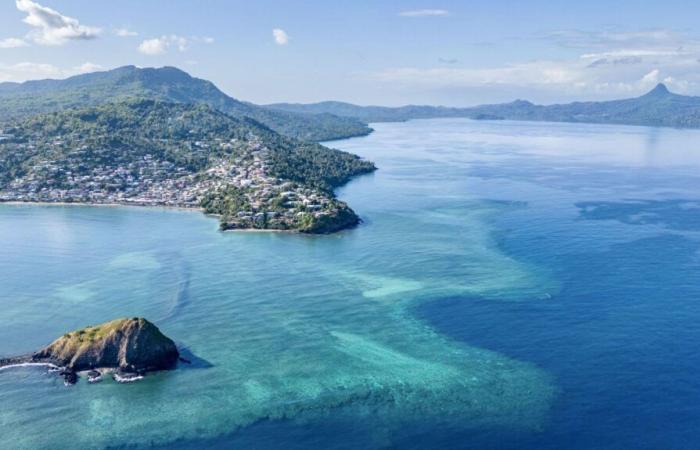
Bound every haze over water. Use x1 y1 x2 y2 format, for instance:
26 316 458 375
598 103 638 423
2 118 700 448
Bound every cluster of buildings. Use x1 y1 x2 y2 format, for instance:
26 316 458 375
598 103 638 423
201 147 342 230
0 134 345 231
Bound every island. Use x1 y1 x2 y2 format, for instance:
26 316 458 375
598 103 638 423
0 98 376 233
0 318 179 384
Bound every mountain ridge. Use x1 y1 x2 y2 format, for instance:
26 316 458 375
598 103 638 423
0 66 371 142
267 83 700 129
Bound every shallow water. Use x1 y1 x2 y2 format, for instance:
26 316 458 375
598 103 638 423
2 119 700 448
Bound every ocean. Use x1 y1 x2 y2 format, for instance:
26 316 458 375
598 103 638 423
2 118 700 448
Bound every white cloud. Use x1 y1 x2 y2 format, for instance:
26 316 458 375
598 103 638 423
370 59 696 98
0 37 29 48
74 62 103 74
115 28 138 37
640 69 660 86
545 29 685 49
663 75 691 91
137 35 212 55
172 35 189 51
370 28 700 99
138 35 189 55
0 62 61 81
581 49 685 60
0 61 103 82
272 28 289 45
138 38 168 55
15 0 100 46
372 62 583 88
399 9 450 17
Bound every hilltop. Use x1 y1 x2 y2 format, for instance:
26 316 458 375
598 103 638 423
0 98 376 233
34 318 179 373
0 66 371 142
268 84 700 129
0 318 180 384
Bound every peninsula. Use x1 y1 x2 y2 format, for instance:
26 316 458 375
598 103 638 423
0 98 376 233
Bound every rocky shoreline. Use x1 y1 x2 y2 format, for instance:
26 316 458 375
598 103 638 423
0 359 163 385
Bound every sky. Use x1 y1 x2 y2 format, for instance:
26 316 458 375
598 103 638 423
1 0 700 106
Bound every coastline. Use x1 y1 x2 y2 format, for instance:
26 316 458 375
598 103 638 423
0 200 204 213
0 362 146 384
0 200 363 234
318 127 374 144
0 131 377 235
0 362 59 372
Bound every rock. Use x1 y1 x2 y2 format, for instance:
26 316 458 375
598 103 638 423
87 370 102 383
59 368 77 385
32 318 179 374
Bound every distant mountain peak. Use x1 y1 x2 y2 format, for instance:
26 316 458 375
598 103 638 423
644 83 671 97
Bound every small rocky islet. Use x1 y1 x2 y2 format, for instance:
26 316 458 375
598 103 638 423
0 318 180 384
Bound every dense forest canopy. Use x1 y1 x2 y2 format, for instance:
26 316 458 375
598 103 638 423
0 66 372 142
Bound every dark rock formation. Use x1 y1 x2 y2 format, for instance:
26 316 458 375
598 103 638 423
0 354 33 367
87 370 102 383
32 318 179 383
59 368 78 385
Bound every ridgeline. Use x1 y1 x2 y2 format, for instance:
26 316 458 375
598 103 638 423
268 83 700 129
0 66 372 142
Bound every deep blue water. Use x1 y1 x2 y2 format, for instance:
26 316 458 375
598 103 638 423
2 119 700 449
416 234 700 449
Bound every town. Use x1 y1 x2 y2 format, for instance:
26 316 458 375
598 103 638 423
0 130 358 232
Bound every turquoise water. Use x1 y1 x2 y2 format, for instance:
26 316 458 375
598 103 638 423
2 119 700 448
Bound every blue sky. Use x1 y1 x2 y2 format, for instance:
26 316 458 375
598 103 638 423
1 0 700 106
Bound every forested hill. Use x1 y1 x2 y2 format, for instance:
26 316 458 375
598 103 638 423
267 84 700 129
0 98 376 233
267 101 462 123
0 66 371 142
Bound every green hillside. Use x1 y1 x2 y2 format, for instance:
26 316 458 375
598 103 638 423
0 66 372 142
0 98 375 233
